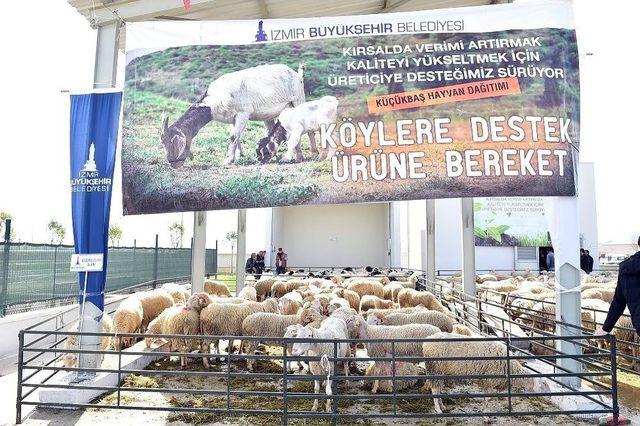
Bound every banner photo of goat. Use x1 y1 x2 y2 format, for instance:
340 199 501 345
122 0 579 215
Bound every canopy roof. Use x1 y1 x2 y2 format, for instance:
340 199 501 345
68 0 503 26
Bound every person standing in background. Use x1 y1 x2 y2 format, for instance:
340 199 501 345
596 236 640 338
546 248 555 272
586 250 594 274
580 249 589 273
275 247 288 275
254 250 265 279
245 253 257 275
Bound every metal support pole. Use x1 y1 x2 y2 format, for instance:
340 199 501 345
235 209 247 295
15 330 24 424
1 219 12 316
93 22 120 88
389 202 402 268
153 234 159 283
77 20 121 374
425 199 436 284
461 198 476 299
52 245 58 299
549 196 583 387
191 211 207 294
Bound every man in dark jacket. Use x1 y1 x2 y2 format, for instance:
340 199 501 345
596 237 640 337
245 253 257 274
580 249 588 273
586 250 594 274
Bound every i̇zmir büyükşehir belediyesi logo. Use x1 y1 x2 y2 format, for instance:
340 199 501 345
70 143 112 193
255 20 267 42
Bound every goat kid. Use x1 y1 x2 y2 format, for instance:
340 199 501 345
256 96 339 163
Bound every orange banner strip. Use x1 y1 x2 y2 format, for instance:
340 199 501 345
367 77 521 114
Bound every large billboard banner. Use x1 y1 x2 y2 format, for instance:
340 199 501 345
122 0 579 214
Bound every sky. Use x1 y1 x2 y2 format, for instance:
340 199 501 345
0 0 638 251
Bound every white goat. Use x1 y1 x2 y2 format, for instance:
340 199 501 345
161 64 305 167
291 317 350 412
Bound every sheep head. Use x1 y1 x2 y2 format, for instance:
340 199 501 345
366 312 385 325
345 315 366 338
291 326 314 356
256 136 278 164
160 116 191 169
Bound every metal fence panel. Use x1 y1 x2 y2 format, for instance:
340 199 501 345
0 242 217 313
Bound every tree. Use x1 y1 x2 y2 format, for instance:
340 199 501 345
47 220 66 245
0 211 12 241
168 221 185 249
109 224 123 247
225 230 238 274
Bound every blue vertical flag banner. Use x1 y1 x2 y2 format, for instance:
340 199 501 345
70 92 122 311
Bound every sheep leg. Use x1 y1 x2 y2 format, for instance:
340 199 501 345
213 339 221 361
246 341 256 371
482 397 491 423
282 126 302 162
308 131 319 156
312 380 320 411
227 339 235 354
432 383 445 414
223 113 249 165
264 119 276 134
295 144 304 162
200 340 210 368
325 378 333 412
371 362 380 394
343 362 350 389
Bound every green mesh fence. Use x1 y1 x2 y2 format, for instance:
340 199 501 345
0 242 216 313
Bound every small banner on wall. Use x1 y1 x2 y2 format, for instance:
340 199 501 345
122 0 579 215
473 197 551 247
70 92 122 311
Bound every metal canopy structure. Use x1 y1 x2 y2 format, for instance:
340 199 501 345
68 0 500 24
66 0 582 388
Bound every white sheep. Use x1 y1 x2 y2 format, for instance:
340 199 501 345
346 280 385 300
383 283 404 302
162 283 190 304
359 295 394 312
366 310 454 332
422 332 548 416
241 308 324 371
332 288 360 310
200 298 279 357
145 293 212 368
204 280 232 298
397 288 446 312
345 315 439 393
113 295 144 349
291 317 351 412
238 286 257 302
137 289 175 331
254 278 276 301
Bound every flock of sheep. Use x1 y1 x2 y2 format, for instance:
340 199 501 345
438 270 637 369
61 268 557 415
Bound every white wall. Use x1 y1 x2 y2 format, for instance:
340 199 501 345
578 162 599 267
476 246 515 272
272 203 388 268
